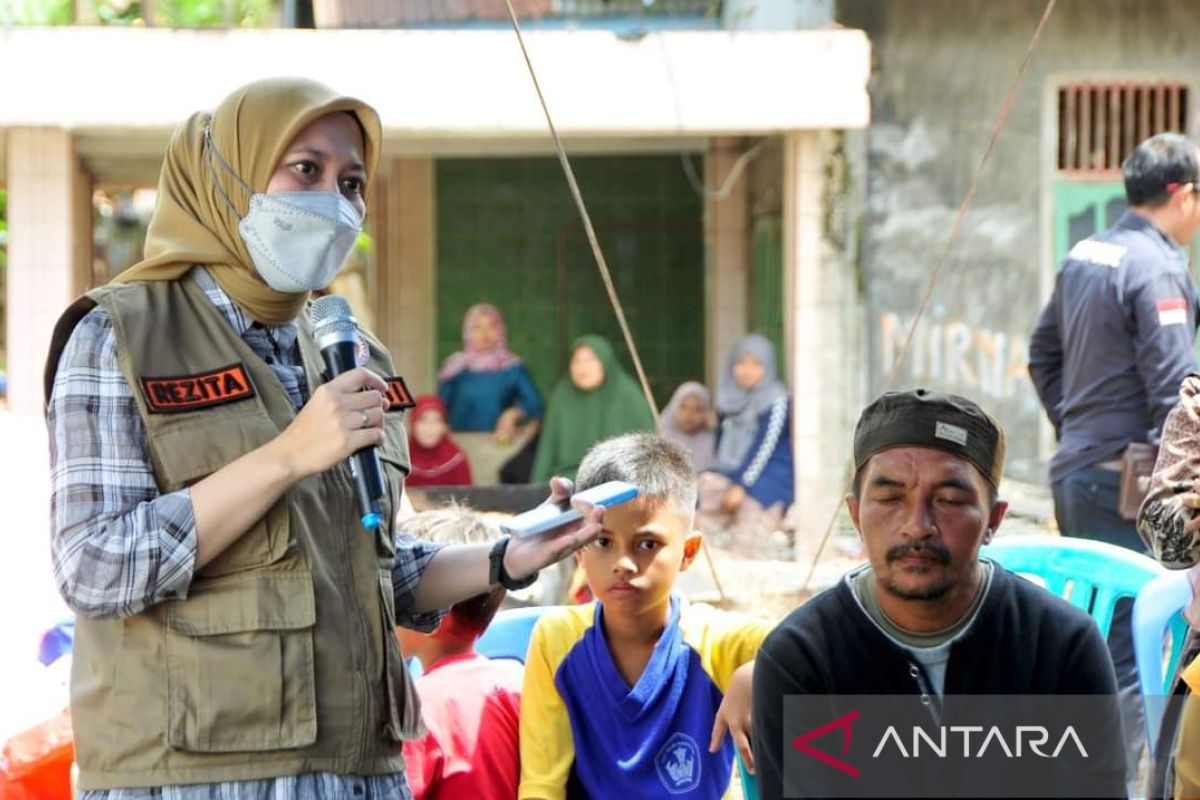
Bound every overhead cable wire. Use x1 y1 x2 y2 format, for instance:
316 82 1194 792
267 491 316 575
799 0 1061 593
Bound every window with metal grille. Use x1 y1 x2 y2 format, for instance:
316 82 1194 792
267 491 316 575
1057 82 1190 176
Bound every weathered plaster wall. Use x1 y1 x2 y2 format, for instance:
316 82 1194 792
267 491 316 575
839 0 1200 481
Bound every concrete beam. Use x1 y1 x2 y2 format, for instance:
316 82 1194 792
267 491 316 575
704 137 751 387
74 132 712 185
783 130 860 553
373 157 436 392
0 28 870 137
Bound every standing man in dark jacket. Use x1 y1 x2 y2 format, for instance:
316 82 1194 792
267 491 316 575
751 390 1125 800
1029 133 1200 784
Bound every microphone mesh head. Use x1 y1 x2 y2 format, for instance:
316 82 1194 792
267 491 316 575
309 295 358 342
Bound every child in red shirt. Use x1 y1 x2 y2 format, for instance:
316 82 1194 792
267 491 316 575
407 396 474 487
396 507 522 799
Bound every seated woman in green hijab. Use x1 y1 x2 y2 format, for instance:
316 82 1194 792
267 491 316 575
532 335 657 483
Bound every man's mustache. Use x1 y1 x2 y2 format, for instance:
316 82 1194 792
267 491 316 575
886 541 952 564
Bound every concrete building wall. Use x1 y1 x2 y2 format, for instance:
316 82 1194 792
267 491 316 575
785 129 867 546
373 157 436 393
724 0 834 30
5 128 92 414
837 0 1200 482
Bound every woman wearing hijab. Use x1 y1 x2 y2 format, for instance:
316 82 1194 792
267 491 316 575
438 303 542 442
699 334 794 552
44 78 600 799
407 395 474 487
532 335 656 484
660 381 717 473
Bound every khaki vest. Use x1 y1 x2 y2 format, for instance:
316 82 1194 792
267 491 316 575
45 276 422 790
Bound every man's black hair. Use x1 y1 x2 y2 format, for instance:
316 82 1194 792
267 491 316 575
1123 132 1200 207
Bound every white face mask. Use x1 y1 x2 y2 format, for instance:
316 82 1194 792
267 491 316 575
239 191 362 292
206 128 364 293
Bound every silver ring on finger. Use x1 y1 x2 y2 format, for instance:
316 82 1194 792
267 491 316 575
360 409 370 428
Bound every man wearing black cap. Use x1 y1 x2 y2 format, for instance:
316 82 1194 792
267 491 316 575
751 389 1125 800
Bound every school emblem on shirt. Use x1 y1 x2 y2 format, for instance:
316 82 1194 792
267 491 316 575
138 363 256 414
655 732 702 794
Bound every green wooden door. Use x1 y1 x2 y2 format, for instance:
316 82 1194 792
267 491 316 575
435 156 705 407
1053 180 1127 269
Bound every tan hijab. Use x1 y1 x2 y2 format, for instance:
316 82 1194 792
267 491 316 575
115 77 382 325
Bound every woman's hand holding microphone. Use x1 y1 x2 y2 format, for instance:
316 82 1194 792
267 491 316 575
271 367 391 482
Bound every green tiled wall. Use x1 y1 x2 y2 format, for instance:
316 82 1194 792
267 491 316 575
751 213 785 361
435 156 704 409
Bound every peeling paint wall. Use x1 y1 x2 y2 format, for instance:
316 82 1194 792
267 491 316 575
837 0 1200 481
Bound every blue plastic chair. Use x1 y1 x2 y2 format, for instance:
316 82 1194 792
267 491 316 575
407 605 556 679
38 618 75 666
1133 569 1192 755
982 535 1165 638
737 755 758 800
476 605 557 663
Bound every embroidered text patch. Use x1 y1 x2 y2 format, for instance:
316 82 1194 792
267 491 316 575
140 364 255 414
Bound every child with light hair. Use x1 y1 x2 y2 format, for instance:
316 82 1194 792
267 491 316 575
396 505 522 800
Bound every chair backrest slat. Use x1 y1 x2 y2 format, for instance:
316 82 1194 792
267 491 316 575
982 535 1164 639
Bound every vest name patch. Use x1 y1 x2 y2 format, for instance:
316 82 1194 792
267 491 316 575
383 376 417 411
139 364 256 414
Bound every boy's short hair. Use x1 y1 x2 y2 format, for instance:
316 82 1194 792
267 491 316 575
402 505 505 640
574 432 698 516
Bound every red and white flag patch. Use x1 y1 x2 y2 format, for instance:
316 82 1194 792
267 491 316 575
1157 297 1188 327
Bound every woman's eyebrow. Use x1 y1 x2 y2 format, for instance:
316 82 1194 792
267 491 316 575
285 147 365 171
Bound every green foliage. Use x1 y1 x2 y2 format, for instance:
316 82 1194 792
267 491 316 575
153 0 276 27
354 231 374 258
93 0 142 24
0 0 72 25
0 0 276 26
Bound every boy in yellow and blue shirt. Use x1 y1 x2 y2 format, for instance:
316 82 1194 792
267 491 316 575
518 433 774 799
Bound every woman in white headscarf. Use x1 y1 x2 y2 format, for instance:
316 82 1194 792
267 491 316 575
660 381 717 473
699 335 794 554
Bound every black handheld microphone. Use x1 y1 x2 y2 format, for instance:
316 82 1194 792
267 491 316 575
309 295 385 531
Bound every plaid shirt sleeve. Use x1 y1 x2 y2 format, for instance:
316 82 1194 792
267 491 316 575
48 307 198 619
392 533 446 632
